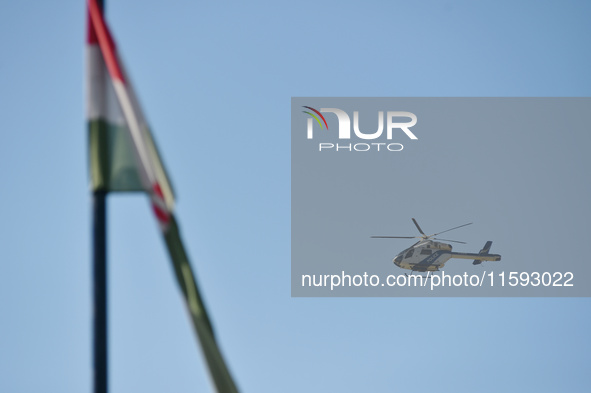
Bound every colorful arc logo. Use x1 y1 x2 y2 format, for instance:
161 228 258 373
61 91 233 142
302 106 328 130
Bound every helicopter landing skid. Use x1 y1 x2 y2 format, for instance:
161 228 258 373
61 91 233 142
405 271 438 279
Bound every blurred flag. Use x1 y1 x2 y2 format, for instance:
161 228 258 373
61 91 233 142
86 1 239 392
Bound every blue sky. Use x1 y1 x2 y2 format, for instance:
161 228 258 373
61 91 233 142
1 0 590 392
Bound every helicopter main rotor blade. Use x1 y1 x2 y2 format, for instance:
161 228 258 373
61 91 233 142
431 222 473 237
370 236 418 239
412 218 426 236
433 237 467 244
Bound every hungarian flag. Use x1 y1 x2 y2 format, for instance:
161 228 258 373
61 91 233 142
86 1 239 392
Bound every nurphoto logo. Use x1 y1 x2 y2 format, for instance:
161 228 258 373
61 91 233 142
302 106 418 152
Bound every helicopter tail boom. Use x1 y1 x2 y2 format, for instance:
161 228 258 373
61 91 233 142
449 251 501 262
445 241 500 263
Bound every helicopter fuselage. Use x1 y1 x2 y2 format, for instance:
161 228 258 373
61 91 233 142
393 240 501 272
393 240 453 272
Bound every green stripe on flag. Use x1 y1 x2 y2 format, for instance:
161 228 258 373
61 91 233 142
163 216 239 393
88 119 110 191
88 119 143 191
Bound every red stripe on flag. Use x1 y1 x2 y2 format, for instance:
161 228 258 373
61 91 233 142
86 8 98 44
152 183 170 225
87 0 126 83
153 183 165 199
152 202 170 224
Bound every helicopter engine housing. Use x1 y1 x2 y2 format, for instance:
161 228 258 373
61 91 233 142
431 241 452 251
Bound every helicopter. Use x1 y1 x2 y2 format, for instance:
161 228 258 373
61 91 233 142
371 218 501 272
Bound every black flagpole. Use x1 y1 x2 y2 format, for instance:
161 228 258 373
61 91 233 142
93 189 107 393
92 2 107 392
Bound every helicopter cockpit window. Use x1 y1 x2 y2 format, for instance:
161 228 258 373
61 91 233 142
405 249 414 258
420 249 432 255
